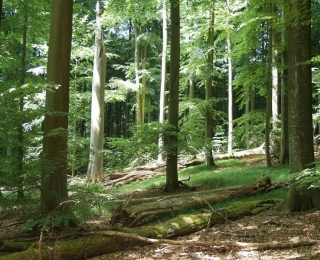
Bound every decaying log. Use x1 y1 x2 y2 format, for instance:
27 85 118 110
2 210 318 260
214 144 265 160
110 176 273 227
0 200 282 260
102 157 204 187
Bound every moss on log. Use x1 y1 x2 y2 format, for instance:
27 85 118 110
0 235 145 260
119 199 281 238
0 199 280 259
111 176 273 227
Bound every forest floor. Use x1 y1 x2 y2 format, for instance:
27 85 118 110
94 208 320 260
90 157 320 260
1 157 320 259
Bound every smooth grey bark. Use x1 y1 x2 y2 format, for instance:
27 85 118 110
87 2 107 183
158 0 168 162
227 0 233 155
270 0 281 159
265 26 272 167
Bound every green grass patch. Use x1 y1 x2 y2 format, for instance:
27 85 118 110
179 159 289 190
107 158 290 197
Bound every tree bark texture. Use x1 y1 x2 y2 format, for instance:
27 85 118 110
205 11 215 167
280 3 289 164
285 0 320 212
87 2 107 183
165 0 180 191
158 0 167 162
227 0 233 156
41 0 73 215
287 0 314 173
111 176 273 227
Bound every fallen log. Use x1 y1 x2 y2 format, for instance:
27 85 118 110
110 176 273 227
103 180 288 207
0 200 283 260
214 144 265 160
1 231 316 260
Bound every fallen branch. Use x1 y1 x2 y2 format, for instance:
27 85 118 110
1 230 317 260
92 230 318 250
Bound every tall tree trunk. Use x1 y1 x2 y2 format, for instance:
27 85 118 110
284 0 320 212
227 1 233 155
265 29 272 167
189 74 195 99
158 0 167 162
271 0 280 158
280 3 289 164
0 0 2 30
140 44 147 124
134 22 142 124
165 0 180 191
245 95 250 149
87 2 107 183
205 11 215 167
17 7 28 198
41 0 73 215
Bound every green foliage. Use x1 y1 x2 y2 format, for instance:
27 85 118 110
233 110 266 148
105 122 165 169
291 167 320 190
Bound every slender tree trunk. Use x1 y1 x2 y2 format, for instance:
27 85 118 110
245 96 250 149
227 7 233 155
165 0 180 191
0 0 2 30
280 3 289 164
158 0 167 162
41 0 73 215
17 8 28 198
271 0 280 158
87 2 107 183
265 29 272 167
205 11 215 167
134 22 142 124
189 74 195 99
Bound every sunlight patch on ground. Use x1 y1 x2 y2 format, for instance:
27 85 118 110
237 250 259 258
241 224 258 230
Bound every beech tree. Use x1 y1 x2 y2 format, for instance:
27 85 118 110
40 0 73 215
87 2 107 183
158 0 168 163
284 0 320 212
204 10 215 167
165 0 180 191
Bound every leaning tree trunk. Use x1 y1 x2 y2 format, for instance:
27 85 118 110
87 2 107 183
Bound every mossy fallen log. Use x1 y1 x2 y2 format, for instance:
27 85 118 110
110 176 273 227
0 199 280 260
